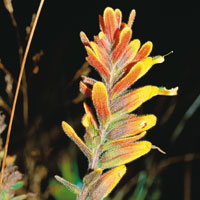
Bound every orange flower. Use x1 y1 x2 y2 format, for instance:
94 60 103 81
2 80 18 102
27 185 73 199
78 8 178 169
58 7 178 199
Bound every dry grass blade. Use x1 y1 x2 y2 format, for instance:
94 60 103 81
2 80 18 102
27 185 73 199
0 0 45 191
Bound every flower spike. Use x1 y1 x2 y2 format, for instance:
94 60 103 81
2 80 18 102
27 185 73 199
58 7 178 199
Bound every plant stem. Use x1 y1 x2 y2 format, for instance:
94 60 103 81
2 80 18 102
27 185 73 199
77 186 89 200
10 11 29 126
0 0 45 191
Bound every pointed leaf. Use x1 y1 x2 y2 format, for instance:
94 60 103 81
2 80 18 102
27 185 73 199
115 9 122 28
83 168 103 188
100 141 151 169
80 31 91 47
62 121 93 160
80 81 92 97
102 131 146 151
82 75 97 86
158 87 178 95
99 15 105 33
127 9 136 28
83 102 98 129
152 55 165 65
90 165 126 199
107 114 157 140
111 86 178 114
82 113 92 128
111 27 132 62
92 82 111 127
103 7 117 42
85 46 110 82
55 175 81 195
82 113 99 148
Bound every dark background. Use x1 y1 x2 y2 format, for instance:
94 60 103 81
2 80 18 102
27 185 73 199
0 0 200 199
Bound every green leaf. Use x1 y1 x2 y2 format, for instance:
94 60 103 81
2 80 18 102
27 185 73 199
10 195 28 200
11 181 24 190
0 190 9 200
54 175 81 195
128 171 147 200
49 179 76 200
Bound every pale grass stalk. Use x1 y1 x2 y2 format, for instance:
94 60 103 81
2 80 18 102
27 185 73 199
0 0 45 190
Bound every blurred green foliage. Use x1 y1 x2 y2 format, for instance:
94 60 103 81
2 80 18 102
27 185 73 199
49 146 82 199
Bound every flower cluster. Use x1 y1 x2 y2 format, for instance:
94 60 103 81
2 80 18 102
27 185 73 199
56 7 178 200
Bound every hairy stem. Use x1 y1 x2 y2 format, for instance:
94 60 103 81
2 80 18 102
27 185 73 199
77 186 89 200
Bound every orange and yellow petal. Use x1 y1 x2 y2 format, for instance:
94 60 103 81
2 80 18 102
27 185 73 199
94 32 111 53
111 61 143 99
103 7 118 42
102 131 146 151
115 9 122 28
82 76 97 86
133 41 153 62
111 85 178 114
100 141 151 169
82 114 94 148
99 15 105 33
90 41 109 68
116 39 141 69
90 165 126 199
127 9 136 28
80 31 91 47
80 81 92 97
111 27 132 62
107 114 156 140
83 102 98 129
113 56 163 95
62 121 93 161
85 46 110 81
92 82 111 127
